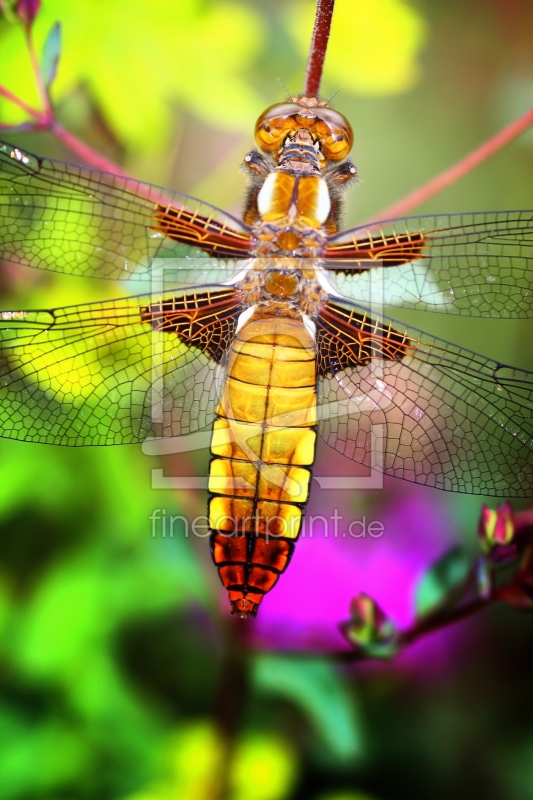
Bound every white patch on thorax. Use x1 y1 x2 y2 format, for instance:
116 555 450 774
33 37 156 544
235 305 256 333
302 313 317 340
315 268 342 298
314 177 331 224
257 173 278 216
224 260 254 286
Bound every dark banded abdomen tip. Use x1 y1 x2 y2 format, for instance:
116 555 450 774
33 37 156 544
230 597 259 618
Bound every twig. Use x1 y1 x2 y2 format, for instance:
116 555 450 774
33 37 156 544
252 507 533 663
0 83 42 119
252 596 491 663
0 75 130 177
303 0 335 97
0 121 47 133
212 617 250 799
49 121 131 177
370 105 533 222
396 596 488 648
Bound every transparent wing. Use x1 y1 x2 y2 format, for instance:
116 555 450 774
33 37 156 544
0 140 252 282
325 211 533 318
0 285 242 445
316 298 533 496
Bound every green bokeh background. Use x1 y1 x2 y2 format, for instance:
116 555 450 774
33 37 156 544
0 0 533 798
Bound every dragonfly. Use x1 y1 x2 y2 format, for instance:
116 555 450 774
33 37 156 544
0 96 532 617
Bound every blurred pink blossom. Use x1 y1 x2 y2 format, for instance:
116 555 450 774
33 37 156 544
15 0 40 28
251 482 461 661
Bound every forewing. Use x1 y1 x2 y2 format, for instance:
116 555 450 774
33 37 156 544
325 211 533 318
316 299 533 497
0 286 242 445
0 140 252 281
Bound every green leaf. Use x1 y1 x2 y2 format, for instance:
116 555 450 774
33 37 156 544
41 21 61 90
415 546 471 618
0 0 267 151
253 655 363 762
0 711 88 798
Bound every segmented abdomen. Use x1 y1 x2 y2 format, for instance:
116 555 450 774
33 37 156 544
209 310 317 616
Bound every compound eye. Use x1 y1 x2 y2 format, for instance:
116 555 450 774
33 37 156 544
254 101 354 161
315 108 353 161
254 103 302 153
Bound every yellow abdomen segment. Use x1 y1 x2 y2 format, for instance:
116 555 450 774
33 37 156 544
209 311 317 616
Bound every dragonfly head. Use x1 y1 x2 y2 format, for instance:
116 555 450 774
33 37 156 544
254 95 353 164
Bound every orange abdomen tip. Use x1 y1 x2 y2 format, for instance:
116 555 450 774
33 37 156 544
231 597 260 618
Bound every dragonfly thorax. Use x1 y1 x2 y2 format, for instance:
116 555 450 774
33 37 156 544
237 259 324 315
264 268 301 297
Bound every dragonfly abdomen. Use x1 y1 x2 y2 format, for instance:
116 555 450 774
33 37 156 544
209 309 317 617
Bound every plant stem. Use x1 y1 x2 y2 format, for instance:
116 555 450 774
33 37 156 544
303 0 335 97
50 121 131 177
0 83 42 119
212 617 250 800
252 596 492 663
397 597 488 648
253 508 533 662
516 507 533 532
369 105 533 222
0 121 47 133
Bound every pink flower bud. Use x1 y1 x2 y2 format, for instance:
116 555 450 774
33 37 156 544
15 0 40 29
343 592 395 647
478 502 515 553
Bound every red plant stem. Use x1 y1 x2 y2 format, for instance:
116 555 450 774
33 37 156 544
253 595 492 663
0 83 42 120
516 507 533 532
57 123 177 205
338 597 489 661
1 112 163 204
303 0 335 97
397 597 488 648
0 121 47 133
369 105 533 222
50 122 175 206
50 121 131 177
